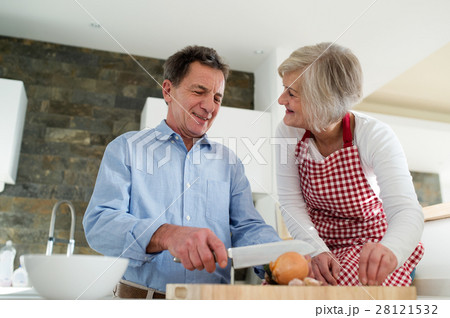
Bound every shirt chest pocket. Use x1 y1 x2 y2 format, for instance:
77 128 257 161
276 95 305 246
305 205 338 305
206 180 230 225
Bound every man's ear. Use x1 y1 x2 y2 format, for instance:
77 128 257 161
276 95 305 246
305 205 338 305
162 80 172 104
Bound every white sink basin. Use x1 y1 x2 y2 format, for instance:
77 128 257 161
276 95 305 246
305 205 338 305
22 254 128 300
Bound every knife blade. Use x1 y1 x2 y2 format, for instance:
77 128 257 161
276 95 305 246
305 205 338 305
173 239 315 269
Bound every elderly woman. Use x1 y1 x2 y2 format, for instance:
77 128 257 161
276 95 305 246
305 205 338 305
275 42 424 286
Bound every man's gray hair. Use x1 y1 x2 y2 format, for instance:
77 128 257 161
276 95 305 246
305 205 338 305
164 45 230 87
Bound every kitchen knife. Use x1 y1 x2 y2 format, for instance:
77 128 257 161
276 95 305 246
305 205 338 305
173 239 315 269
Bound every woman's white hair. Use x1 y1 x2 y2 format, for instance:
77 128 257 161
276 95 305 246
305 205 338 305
278 42 363 132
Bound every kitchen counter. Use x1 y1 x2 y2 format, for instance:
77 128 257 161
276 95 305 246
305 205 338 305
0 287 42 300
166 284 417 300
0 287 116 300
4 285 447 301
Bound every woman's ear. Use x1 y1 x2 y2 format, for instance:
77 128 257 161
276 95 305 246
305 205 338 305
162 80 172 103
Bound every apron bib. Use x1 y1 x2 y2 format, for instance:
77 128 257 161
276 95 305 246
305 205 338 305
295 113 424 286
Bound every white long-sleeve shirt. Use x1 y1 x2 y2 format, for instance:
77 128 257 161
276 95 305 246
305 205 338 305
275 111 424 267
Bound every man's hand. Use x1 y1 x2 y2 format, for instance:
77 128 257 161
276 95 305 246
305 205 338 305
359 242 397 285
310 251 340 285
147 224 228 273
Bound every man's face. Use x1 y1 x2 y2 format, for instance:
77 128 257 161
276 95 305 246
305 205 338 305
163 61 225 141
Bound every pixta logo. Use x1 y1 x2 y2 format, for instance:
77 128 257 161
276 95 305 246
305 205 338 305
126 130 298 174
126 130 172 175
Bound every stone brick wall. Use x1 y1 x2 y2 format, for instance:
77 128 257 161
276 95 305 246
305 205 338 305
0 36 254 267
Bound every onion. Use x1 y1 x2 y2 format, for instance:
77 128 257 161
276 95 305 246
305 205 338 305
269 252 309 285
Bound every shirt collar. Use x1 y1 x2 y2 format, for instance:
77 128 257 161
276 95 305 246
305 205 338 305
154 120 212 148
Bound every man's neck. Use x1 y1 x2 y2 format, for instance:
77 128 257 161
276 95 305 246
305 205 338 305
183 137 194 151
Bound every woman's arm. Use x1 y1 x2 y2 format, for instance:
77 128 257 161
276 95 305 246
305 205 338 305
355 113 424 267
275 122 329 255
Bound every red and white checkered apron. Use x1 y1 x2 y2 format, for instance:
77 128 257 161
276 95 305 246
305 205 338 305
295 113 424 286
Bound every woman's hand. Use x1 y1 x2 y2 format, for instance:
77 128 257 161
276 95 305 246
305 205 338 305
359 242 397 285
310 252 340 285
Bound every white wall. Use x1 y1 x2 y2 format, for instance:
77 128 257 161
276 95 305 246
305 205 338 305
254 47 292 123
360 110 450 202
252 48 294 231
254 48 292 198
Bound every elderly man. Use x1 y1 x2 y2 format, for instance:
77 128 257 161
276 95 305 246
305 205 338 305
83 45 281 299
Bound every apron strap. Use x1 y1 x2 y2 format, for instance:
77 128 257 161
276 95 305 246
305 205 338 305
342 113 353 147
300 113 352 146
301 130 311 142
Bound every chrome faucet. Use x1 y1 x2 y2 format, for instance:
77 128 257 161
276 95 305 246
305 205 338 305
46 200 76 256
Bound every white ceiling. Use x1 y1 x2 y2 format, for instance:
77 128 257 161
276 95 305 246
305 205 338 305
358 42 450 122
1 0 449 119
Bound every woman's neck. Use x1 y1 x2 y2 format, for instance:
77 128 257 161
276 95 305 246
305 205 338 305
310 119 345 158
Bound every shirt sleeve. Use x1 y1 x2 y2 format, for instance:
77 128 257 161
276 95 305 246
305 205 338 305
275 122 330 256
355 114 424 267
82 135 163 267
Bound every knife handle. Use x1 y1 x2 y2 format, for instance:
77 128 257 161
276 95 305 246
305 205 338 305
173 253 218 263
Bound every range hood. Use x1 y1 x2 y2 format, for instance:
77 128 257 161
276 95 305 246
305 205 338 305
0 78 28 192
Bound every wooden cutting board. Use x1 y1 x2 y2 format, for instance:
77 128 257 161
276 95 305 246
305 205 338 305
166 284 416 300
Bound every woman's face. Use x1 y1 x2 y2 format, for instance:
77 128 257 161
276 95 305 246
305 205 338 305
278 69 307 129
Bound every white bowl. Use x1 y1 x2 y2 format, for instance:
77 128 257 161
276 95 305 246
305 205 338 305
22 254 128 300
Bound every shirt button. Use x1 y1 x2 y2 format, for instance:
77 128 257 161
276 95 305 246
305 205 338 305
186 215 191 221
187 154 190 159
186 183 191 188
175 136 179 140
171 140 174 144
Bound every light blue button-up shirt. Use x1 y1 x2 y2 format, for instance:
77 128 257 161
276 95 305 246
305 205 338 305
83 120 281 292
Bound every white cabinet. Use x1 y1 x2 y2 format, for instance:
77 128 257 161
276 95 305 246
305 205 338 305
414 204 450 298
0 79 27 192
140 97 273 194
